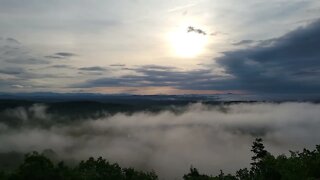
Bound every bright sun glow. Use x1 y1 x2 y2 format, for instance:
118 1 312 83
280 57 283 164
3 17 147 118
168 25 208 58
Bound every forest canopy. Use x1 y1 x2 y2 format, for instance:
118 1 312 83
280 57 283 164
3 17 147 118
1 138 320 180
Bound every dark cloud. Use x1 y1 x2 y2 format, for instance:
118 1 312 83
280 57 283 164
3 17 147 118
73 65 226 90
187 26 207 35
73 19 320 95
5 38 20 45
44 55 64 59
48 65 75 69
0 38 77 90
79 66 107 71
55 52 75 57
45 52 76 59
2 19 319 95
232 38 278 46
0 67 24 75
0 37 49 65
5 58 49 65
0 66 73 91
232 40 255 46
217 19 320 93
78 66 107 76
140 65 176 70
110 64 125 67
78 71 103 76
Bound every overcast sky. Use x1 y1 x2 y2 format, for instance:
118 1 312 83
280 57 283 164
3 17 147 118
1 0 320 95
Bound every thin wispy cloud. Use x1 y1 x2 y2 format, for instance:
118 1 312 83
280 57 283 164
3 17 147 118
168 3 197 12
79 66 107 71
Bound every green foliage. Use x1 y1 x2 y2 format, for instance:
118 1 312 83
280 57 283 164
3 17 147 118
183 167 213 180
1 139 320 180
250 138 268 167
189 138 320 180
235 168 250 180
12 151 56 180
4 153 157 180
0 171 8 180
123 168 158 180
76 157 123 180
183 168 237 180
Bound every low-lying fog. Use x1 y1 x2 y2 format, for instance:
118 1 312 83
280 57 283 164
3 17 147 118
1 102 320 179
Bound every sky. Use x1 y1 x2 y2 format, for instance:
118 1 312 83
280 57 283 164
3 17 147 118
0 0 320 95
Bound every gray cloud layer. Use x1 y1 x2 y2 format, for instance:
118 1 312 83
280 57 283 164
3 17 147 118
72 19 320 95
1 102 320 179
0 38 80 91
1 12 320 95
217 19 320 93
73 66 225 89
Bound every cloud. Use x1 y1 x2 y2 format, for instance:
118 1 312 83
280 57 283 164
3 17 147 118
5 38 20 45
78 66 108 76
45 52 76 59
55 52 75 57
188 26 207 35
48 65 75 69
73 66 223 89
72 20 320 95
232 38 278 46
168 3 196 13
73 64 235 93
79 66 107 71
210 31 228 36
110 64 125 67
0 66 70 80
44 55 64 59
11 84 24 88
1 102 320 179
217 19 320 93
0 38 79 90
140 65 176 70
5 58 49 65
232 40 255 46
0 67 24 75
1 4 320 95
78 72 104 76
0 37 49 65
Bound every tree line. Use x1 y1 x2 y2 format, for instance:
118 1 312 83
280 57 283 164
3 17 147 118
1 138 320 180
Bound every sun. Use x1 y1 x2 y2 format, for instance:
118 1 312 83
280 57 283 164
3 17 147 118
168 25 208 58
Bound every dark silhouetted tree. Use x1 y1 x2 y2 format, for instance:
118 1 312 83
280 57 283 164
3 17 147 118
13 151 56 180
123 167 158 180
2 139 320 180
183 167 212 180
76 157 124 180
250 138 268 170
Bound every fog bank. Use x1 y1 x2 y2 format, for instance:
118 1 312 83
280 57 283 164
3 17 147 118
1 102 320 179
